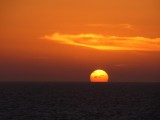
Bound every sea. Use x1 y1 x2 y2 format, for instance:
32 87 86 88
0 82 160 120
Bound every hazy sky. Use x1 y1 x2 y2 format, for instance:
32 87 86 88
1 0 160 82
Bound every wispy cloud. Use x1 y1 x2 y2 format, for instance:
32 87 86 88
86 24 134 30
42 33 160 51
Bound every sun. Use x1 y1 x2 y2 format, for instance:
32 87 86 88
90 69 109 82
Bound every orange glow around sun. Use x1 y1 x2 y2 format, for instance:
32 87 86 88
90 69 109 82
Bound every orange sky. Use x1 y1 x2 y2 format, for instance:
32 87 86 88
1 0 160 82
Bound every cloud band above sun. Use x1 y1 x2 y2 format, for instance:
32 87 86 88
42 33 160 51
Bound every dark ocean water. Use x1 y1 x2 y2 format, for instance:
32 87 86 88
0 82 160 120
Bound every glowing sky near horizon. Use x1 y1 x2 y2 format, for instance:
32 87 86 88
0 0 160 82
